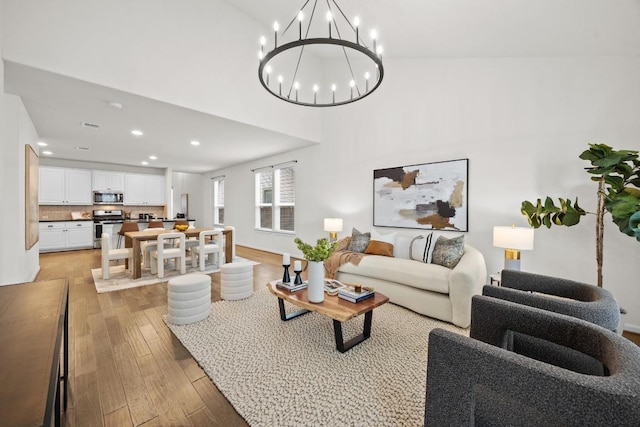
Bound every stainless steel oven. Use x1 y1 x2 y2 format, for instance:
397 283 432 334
93 191 124 205
93 210 124 248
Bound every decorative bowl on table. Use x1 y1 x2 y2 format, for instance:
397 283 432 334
174 224 189 232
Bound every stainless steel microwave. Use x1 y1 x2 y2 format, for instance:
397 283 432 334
93 191 124 205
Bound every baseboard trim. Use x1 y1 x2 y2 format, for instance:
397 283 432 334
624 323 640 334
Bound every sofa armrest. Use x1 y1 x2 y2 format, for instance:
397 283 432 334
448 245 487 328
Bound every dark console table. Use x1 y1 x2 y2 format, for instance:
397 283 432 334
0 278 69 426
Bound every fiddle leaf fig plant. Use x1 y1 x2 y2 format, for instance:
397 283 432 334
521 143 640 287
294 237 337 262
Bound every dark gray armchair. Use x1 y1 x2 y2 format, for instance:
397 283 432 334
484 269 620 331
424 295 640 426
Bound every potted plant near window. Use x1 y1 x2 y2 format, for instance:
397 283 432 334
294 237 337 303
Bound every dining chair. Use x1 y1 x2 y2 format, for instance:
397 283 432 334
150 232 186 279
191 229 223 271
101 232 133 280
117 221 139 248
141 221 167 268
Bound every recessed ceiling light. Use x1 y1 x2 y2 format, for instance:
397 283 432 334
37 141 48 147
108 101 123 109
141 161 149 165
42 150 53 155
131 129 144 136
190 140 200 146
149 155 157 160
77 146 90 151
81 122 100 128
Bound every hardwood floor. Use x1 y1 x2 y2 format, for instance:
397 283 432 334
37 247 640 426
37 246 285 427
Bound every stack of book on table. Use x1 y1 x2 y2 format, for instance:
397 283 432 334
338 285 375 303
276 280 307 292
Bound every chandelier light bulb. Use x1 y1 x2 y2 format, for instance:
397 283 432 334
370 29 377 40
265 65 272 74
364 71 370 79
331 84 337 91
326 11 332 22
294 81 300 89
349 80 355 87
273 21 280 32
298 11 304 21
260 36 266 46
353 16 360 27
258 51 264 60
377 45 384 57
278 75 283 83
313 84 319 92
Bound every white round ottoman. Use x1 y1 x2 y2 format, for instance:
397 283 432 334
220 262 253 300
167 273 211 325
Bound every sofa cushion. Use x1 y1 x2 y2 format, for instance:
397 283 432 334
347 228 371 253
365 240 394 257
337 255 452 294
432 235 465 268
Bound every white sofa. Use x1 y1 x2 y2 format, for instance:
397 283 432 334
335 235 487 328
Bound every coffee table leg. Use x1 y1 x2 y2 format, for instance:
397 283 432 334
278 297 310 321
333 310 373 353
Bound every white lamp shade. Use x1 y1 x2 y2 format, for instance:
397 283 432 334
324 218 343 232
493 226 534 250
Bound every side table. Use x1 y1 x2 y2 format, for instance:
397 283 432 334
489 273 501 286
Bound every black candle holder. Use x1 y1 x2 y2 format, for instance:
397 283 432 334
293 268 303 285
282 264 291 283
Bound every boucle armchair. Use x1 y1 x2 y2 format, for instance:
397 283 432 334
424 296 640 426
484 269 620 331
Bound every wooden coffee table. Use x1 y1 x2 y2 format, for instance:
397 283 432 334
267 281 389 353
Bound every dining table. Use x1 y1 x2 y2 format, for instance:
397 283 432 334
124 227 232 279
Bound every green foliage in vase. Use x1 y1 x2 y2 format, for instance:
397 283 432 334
294 237 337 262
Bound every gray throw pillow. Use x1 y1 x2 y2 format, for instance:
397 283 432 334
431 235 465 269
347 228 371 253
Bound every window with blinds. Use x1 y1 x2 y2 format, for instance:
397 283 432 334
255 162 295 232
212 176 224 225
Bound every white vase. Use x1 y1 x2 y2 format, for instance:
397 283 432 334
307 260 325 303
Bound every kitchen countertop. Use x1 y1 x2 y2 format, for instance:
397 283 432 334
39 218 196 223
99 218 197 224
39 219 92 222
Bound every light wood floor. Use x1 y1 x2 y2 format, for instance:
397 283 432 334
37 246 284 427
37 247 640 426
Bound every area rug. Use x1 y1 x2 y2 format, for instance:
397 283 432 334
165 289 468 426
91 256 258 293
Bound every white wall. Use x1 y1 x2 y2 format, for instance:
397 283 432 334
2 0 321 143
1 93 40 285
206 56 640 331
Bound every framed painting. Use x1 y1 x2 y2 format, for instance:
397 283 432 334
25 144 39 249
373 158 468 231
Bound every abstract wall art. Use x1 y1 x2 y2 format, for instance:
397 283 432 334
373 159 468 231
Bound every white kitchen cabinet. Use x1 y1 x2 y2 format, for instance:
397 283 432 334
93 171 125 191
39 221 93 252
39 167 92 205
124 173 164 205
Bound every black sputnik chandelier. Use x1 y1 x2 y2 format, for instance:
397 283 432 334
258 0 384 107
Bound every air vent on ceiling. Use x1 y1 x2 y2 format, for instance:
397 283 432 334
81 122 100 129
76 146 90 151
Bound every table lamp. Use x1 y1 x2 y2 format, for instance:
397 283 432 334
324 218 343 242
493 225 534 270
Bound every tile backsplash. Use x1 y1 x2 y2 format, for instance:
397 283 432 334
40 205 166 221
